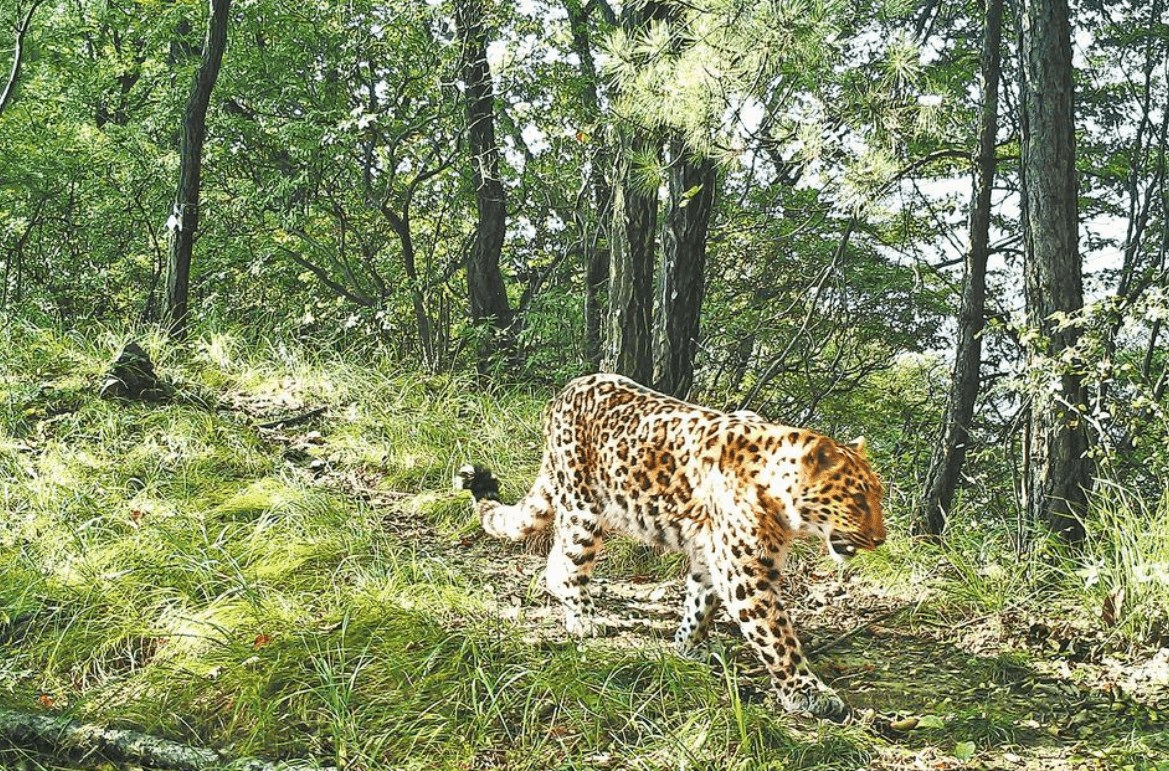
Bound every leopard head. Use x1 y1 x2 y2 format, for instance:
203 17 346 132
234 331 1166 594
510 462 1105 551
793 436 885 561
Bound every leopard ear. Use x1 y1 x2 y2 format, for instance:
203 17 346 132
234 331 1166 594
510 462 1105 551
813 438 839 472
847 437 867 458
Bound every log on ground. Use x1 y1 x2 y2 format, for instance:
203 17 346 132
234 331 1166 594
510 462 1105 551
0 708 332 771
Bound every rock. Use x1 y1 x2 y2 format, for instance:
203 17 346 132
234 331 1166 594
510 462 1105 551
100 342 164 401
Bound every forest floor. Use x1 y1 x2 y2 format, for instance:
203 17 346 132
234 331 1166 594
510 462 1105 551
1 330 1167 771
353 464 1169 771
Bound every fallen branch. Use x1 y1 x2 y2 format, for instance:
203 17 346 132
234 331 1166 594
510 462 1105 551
807 603 913 657
0 708 332 771
257 406 327 430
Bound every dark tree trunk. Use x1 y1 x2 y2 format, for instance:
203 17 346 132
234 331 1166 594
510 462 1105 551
605 130 657 385
564 0 612 370
455 0 513 363
584 213 611 370
916 0 1003 537
603 0 674 384
1018 0 1091 543
655 139 716 398
163 0 231 340
381 205 435 369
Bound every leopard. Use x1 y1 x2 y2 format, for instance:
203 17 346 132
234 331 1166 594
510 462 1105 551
454 373 885 720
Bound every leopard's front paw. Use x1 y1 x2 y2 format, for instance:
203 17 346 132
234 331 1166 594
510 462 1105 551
673 635 713 661
779 684 849 722
564 611 607 638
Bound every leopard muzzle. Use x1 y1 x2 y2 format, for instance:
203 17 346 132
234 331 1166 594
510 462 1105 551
827 530 884 562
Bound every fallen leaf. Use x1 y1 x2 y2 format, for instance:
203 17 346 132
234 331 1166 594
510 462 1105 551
253 633 273 649
1101 587 1125 627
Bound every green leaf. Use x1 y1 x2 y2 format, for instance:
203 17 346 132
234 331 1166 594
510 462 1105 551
915 714 946 729
954 741 976 760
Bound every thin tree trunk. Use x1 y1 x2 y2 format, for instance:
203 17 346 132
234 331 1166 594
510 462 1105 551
916 0 1003 536
564 0 612 370
455 0 513 364
382 205 435 369
603 0 672 385
0 0 45 118
655 138 716 398
164 0 231 339
605 130 657 385
1018 0 1091 543
1097 0 1167 410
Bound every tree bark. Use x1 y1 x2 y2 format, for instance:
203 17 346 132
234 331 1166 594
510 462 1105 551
603 0 673 385
455 0 513 363
655 138 716 398
604 130 657 385
564 0 612 370
380 204 436 369
916 0 1003 536
163 0 232 340
1018 0 1091 542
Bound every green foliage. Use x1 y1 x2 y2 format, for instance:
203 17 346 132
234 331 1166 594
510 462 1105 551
696 185 949 430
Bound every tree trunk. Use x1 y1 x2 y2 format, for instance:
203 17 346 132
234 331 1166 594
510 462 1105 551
564 0 612 370
603 0 673 385
655 138 716 398
916 0 1003 537
1018 0 1091 542
455 0 513 364
604 130 657 385
163 0 231 340
381 205 435 369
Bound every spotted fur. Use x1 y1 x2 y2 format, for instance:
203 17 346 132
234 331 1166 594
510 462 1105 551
454 373 885 720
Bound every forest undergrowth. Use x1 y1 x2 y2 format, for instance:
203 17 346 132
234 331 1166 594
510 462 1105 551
1 323 1167 771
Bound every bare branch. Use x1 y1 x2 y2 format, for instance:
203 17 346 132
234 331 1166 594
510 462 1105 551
280 233 376 307
0 0 46 118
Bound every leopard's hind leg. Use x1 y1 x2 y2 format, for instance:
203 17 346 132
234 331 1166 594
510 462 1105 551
457 458 605 637
544 500 605 636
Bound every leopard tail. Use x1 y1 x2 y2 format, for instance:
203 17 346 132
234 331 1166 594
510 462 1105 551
453 463 554 540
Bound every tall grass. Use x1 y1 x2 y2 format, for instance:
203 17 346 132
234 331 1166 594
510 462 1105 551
4 321 1167 770
7 325 854 769
860 480 1169 648
1080 481 1169 645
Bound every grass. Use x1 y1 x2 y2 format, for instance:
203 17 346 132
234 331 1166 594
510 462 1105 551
2 322 1168 770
